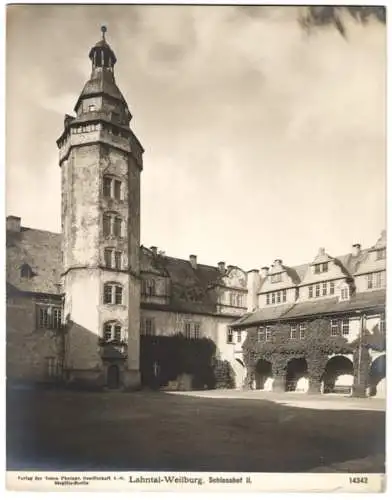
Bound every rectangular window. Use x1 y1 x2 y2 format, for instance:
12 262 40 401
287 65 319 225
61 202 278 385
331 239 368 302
103 285 112 304
37 306 62 329
271 273 282 283
257 326 265 342
331 319 339 336
308 286 313 299
103 215 111 237
227 328 233 344
299 323 306 339
341 287 349 300
271 292 276 305
104 248 113 268
265 326 272 341
236 330 242 343
315 284 320 297
114 324 122 341
115 286 122 305
282 289 287 303
375 272 382 288
103 177 112 198
114 251 122 270
185 322 192 339
194 323 201 339
367 273 373 289
322 282 328 296
322 262 328 273
276 291 281 304
376 248 386 260
104 323 112 341
145 318 154 336
114 180 122 200
266 294 270 305
330 282 335 295
113 217 122 237
290 324 297 340
341 318 349 336
314 264 321 274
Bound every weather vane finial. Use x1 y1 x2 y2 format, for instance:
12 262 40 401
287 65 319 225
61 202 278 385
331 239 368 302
101 25 107 41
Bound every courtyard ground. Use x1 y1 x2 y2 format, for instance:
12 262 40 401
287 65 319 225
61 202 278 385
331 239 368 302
6 388 385 473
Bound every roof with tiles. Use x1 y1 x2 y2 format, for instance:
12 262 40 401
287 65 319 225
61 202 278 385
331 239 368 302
6 225 62 296
231 290 386 328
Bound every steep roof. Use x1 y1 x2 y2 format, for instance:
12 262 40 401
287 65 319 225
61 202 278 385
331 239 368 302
6 226 62 295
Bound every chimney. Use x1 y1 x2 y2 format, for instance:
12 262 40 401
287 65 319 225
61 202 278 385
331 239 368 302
247 269 261 313
318 247 326 256
352 243 361 257
274 259 283 266
189 254 197 269
150 246 157 255
6 216 21 232
260 266 269 278
218 261 226 273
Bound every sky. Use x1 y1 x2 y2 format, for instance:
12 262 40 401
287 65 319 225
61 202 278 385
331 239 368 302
6 5 386 271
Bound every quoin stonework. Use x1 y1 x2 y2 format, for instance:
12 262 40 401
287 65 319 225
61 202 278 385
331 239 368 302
6 30 386 397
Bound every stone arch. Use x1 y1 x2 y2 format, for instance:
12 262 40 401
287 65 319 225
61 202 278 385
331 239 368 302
255 358 273 390
285 357 308 392
234 358 246 389
368 354 386 398
322 355 353 394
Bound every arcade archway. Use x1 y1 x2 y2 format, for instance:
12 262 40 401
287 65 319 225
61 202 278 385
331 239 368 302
322 355 353 394
285 358 308 392
255 359 273 390
368 354 386 397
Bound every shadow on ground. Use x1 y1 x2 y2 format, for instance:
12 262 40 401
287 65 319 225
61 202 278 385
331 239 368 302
6 388 385 473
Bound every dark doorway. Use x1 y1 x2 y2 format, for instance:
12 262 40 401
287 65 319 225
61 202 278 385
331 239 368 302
285 358 308 392
107 364 120 389
369 355 386 397
255 359 272 390
322 355 353 394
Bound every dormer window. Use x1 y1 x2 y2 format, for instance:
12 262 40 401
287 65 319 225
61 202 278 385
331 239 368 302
271 273 282 283
20 263 33 279
315 262 328 274
376 248 386 260
340 284 350 301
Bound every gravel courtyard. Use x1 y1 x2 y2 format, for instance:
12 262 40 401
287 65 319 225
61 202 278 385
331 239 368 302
7 388 385 473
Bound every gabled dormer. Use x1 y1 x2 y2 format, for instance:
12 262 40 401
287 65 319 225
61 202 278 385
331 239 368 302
299 247 350 301
354 230 386 292
140 246 170 305
215 265 247 315
258 259 299 307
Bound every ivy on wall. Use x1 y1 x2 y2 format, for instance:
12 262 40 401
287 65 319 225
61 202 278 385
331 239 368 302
242 317 385 390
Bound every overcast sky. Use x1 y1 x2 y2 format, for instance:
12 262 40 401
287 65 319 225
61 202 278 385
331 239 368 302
6 5 386 271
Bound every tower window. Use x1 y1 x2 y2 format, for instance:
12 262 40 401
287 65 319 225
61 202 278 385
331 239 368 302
103 283 123 305
103 176 123 201
104 248 123 270
103 212 124 238
103 321 122 342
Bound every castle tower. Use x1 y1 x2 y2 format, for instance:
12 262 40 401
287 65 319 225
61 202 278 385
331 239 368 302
57 27 143 389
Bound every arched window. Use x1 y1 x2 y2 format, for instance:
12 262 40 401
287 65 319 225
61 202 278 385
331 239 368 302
103 321 122 342
103 176 122 201
103 283 123 305
104 248 122 270
103 211 123 237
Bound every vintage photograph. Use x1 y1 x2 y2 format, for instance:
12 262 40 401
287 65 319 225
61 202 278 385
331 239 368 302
5 3 386 491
